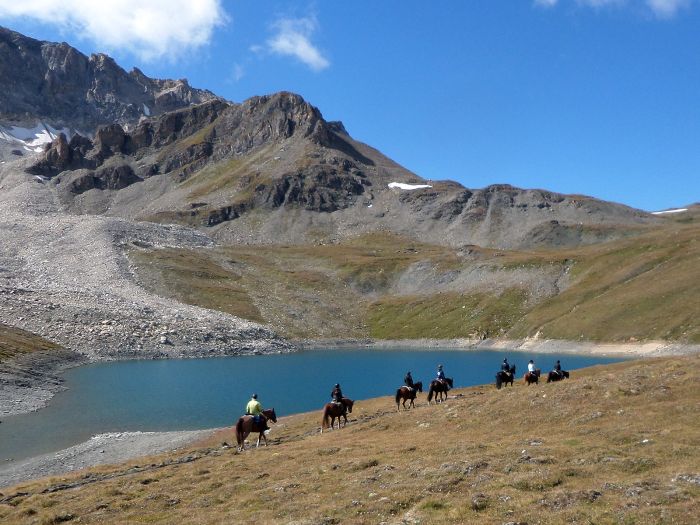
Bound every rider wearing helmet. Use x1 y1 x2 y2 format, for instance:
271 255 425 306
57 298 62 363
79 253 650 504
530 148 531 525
501 358 510 372
553 360 563 377
331 383 343 404
436 365 445 381
245 393 266 427
404 371 415 389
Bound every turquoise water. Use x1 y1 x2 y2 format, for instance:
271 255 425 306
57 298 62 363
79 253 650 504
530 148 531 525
0 349 624 462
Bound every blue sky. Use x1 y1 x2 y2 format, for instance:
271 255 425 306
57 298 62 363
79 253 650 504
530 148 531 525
1 0 698 211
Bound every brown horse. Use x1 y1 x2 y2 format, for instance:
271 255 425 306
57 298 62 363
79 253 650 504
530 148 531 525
427 378 453 404
395 381 423 411
235 408 277 452
524 369 541 385
321 398 354 432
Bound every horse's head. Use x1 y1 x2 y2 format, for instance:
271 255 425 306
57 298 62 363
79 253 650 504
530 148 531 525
446 378 454 388
343 398 354 413
510 365 516 374
415 381 423 392
264 408 277 423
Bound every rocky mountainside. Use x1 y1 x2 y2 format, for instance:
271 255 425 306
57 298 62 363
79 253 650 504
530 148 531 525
0 26 218 160
25 90 656 250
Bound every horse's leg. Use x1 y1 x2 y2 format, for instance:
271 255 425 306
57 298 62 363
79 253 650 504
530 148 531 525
238 430 249 452
261 432 268 447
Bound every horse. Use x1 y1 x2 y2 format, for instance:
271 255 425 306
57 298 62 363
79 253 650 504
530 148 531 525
524 369 541 385
547 370 569 383
395 381 423 411
495 365 516 389
427 378 453 404
321 398 354 432
235 408 277 452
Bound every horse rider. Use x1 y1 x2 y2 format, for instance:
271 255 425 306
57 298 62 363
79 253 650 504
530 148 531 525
553 360 563 378
501 358 511 376
404 371 415 390
245 393 267 427
436 364 450 390
331 383 343 404
436 364 445 381
527 359 536 374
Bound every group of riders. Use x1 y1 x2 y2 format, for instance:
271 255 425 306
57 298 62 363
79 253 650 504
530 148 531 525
500 357 566 378
243 359 567 429
243 382 347 431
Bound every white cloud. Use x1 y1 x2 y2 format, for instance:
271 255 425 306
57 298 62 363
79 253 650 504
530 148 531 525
646 0 691 17
265 17 329 71
533 0 693 17
232 63 245 82
0 0 227 61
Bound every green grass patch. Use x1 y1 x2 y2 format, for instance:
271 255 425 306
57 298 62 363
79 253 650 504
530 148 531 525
368 289 528 339
129 248 263 323
0 324 61 363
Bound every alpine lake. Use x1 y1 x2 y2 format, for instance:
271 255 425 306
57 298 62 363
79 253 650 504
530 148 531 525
0 348 626 462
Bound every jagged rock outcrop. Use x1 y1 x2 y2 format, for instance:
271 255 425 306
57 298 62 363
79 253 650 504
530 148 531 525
0 26 220 136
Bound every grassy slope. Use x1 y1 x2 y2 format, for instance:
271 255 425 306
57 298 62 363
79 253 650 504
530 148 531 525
130 210 700 343
509 214 700 342
0 323 60 363
2 355 698 524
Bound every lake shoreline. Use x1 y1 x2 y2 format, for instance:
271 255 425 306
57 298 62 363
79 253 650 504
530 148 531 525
3 337 699 420
293 337 700 358
1 342 698 489
0 429 217 488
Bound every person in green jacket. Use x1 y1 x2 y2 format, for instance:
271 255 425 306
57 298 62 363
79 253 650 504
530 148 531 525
246 393 266 426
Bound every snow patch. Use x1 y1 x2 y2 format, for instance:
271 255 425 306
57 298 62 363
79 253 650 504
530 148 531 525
388 182 433 191
0 122 71 152
651 208 688 215
142 104 151 116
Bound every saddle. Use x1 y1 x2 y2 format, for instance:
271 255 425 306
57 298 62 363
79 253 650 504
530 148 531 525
246 414 267 431
404 385 414 392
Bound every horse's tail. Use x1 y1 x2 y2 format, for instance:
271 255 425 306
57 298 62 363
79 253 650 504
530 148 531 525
321 406 330 430
395 388 402 406
427 387 434 403
235 417 244 448
496 374 502 390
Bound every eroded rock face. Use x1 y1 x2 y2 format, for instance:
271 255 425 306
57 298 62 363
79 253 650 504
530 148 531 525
0 27 220 133
68 165 141 195
27 133 93 177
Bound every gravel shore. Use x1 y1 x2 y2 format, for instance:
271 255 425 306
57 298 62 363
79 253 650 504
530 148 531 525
0 429 215 488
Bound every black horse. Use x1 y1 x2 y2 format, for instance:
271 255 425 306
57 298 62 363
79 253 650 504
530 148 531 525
547 370 569 383
495 365 516 389
427 378 453 404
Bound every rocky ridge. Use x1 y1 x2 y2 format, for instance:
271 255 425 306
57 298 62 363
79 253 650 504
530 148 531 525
27 92 657 250
0 26 219 160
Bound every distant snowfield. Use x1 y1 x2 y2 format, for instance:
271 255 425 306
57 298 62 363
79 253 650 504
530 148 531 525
651 208 688 215
0 122 70 153
388 182 433 190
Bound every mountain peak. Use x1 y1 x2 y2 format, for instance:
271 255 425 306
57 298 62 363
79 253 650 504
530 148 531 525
0 26 220 160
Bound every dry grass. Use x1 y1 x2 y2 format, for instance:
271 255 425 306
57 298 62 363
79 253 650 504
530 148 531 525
510 219 700 342
0 323 60 363
129 217 700 344
1 355 698 524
